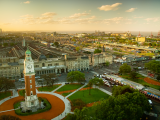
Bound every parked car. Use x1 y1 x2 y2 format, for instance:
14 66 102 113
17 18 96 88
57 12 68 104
19 78 25 81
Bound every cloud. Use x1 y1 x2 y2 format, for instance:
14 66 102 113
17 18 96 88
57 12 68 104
126 8 137 12
69 12 90 18
38 12 56 19
104 17 123 24
19 12 95 25
145 17 159 22
24 1 30 4
98 3 122 11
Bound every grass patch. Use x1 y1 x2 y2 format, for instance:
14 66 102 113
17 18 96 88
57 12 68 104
0 91 12 100
19 90 25 96
68 88 110 104
38 84 61 92
83 85 89 88
121 74 160 90
14 98 51 116
62 92 72 96
56 84 83 92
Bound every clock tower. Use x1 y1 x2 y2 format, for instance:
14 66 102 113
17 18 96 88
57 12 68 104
23 48 39 111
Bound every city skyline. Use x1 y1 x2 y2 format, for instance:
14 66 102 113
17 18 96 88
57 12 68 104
0 0 160 32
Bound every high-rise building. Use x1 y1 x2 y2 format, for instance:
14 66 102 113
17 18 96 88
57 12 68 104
22 37 25 47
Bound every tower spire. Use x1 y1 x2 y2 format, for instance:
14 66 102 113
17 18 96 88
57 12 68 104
138 31 141 37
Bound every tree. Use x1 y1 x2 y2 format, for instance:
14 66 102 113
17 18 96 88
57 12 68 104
93 86 151 120
105 61 110 67
87 77 104 95
0 77 15 92
129 71 138 81
71 99 86 111
94 49 101 54
145 60 160 75
41 74 50 87
21 89 25 98
0 115 21 120
54 42 59 47
75 47 80 52
156 75 160 81
38 97 43 108
119 63 131 74
112 85 135 97
67 71 85 83
48 73 59 87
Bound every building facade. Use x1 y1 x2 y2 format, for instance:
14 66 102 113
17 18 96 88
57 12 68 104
0 52 112 79
135 37 146 42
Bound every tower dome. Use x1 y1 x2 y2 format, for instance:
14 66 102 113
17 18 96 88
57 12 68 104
25 49 31 54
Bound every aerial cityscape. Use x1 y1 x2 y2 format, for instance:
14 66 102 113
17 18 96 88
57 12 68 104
0 0 160 120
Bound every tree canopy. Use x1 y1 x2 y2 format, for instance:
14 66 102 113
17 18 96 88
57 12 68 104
41 73 59 87
112 85 135 97
105 61 110 67
93 91 150 120
54 42 59 47
94 49 101 54
145 60 160 75
67 71 85 83
119 63 131 74
0 77 15 92
0 115 21 120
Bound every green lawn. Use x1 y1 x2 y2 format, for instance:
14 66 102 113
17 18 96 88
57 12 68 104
68 88 110 104
0 91 12 100
62 92 72 96
56 84 83 92
83 85 89 88
121 74 160 90
14 98 51 116
38 85 61 92
19 90 25 96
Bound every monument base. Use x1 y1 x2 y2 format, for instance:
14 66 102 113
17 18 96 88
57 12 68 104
20 101 45 113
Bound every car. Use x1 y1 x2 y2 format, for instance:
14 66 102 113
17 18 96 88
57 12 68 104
19 78 24 81
148 99 152 106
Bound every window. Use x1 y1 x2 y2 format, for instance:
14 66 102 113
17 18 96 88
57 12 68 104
35 65 39 67
48 64 52 66
30 80 32 83
29 76 32 78
30 85 32 88
31 91 33 95
42 63 45 67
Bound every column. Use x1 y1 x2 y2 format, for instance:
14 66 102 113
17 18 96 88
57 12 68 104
64 68 66 73
59 69 61 74
55 69 57 73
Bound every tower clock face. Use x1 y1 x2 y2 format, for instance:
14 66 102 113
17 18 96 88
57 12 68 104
27 64 32 69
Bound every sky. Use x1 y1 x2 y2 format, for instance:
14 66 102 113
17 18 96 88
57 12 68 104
0 0 160 32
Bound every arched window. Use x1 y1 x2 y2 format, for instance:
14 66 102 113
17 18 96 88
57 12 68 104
31 91 33 95
42 63 45 67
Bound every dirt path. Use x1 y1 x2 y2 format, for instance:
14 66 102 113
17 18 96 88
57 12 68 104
0 94 65 120
54 87 91 94
144 77 160 86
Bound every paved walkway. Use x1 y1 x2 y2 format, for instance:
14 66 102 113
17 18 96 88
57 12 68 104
93 85 112 96
65 83 87 98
